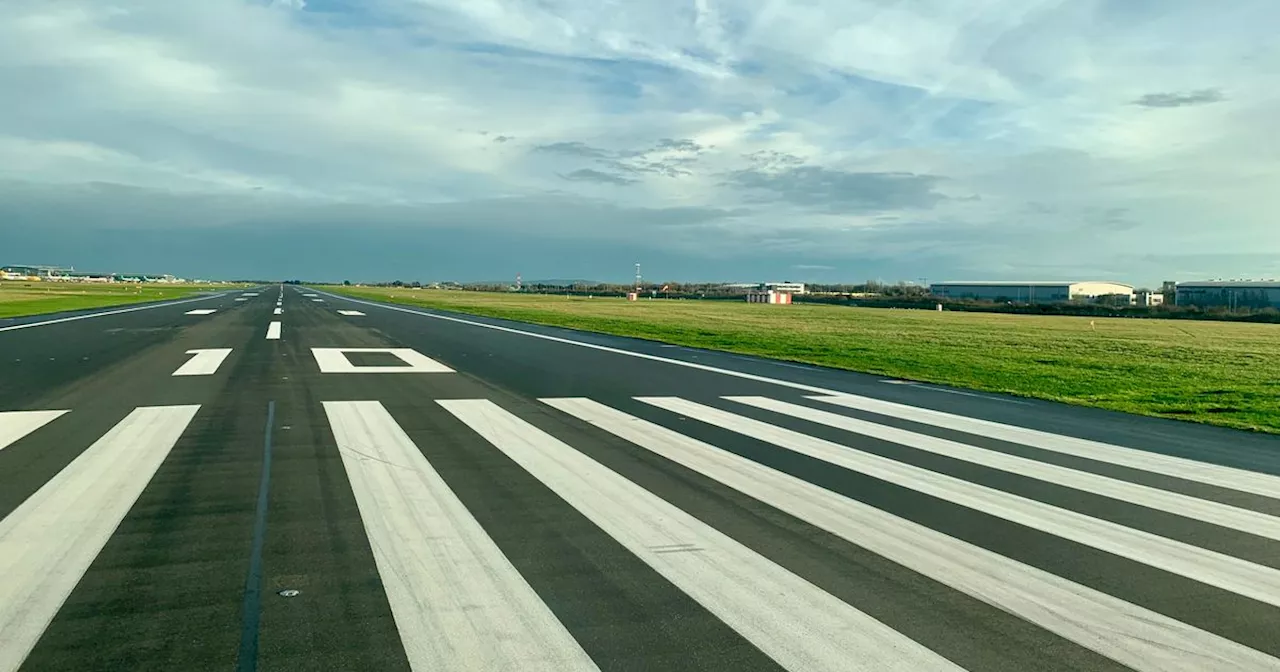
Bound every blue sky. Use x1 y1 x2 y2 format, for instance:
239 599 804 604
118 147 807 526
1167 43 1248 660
1 0 1277 284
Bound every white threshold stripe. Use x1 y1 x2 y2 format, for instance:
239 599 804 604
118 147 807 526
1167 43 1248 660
323 402 597 672
545 398 1279 672
637 397 1280 609
728 397 1280 542
0 411 68 453
266 322 281 340
172 348 233 377
439 399 962 672
0 405 199 672
0 295 224 333
811 395 1280 500
184 309 217 316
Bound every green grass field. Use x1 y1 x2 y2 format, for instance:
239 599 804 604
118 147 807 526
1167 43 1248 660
0 282 231 319
330 286 1280 433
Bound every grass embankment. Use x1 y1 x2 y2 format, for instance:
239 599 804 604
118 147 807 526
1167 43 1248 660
327 287 1280 433
0 282 231 319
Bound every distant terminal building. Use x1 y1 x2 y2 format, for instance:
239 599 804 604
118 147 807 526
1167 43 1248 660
929 281 1135 304
761 282 806 294
1176 281 1280 309
1 265 74 280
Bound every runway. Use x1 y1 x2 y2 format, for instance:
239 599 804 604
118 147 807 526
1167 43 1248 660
2 285 1279 671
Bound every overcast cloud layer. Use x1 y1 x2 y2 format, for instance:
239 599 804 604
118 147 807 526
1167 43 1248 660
2 0 1277 283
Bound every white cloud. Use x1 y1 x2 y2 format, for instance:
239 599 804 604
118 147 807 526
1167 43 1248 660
1 0 1277 281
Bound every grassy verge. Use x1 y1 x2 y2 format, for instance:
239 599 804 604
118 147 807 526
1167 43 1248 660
327 286 1280 433
0 282 234 319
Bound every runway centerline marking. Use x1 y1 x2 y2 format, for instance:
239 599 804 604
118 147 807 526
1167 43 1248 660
0 410 69 453
272 308 282 315
266 322 282 340
311 348 453 374
184 309 217 316
172 348 234 376
0 405 200 672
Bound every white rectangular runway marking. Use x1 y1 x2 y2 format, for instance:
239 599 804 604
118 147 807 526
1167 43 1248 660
0 411 68 454
266 322 282 340
241 293 259 297
172 348 233 377
184 309 217 316
440 399 963 672
234 298 248 302
273 308 282 315
729 396 1280 542
311 348 453 374
546 398 1279 672
323 401 597 672
302 294 318 298
337 310 365 316
0 405 200 672
311 299 324 303
811 394 1280 500
637 397 1280 610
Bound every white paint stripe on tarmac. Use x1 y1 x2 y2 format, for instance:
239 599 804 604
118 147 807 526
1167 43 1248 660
809 394 1280 500
235 298 248 302
0 295 224 333
323 401 597 672
545 398 1280 672
728 396 1280 541
439 398 963 672
337 310 365 316
273 308 282 315
266 322 281 340
184 309 217 316
311 299 324 303
0 405 199 672
637 397 1280 610
311 348 453 374
172 348 233 377
0 411 68 453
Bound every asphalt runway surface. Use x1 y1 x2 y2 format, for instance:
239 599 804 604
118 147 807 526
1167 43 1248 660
2 285 1280 671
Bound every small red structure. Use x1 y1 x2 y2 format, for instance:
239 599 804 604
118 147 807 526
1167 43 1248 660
746 290 792 305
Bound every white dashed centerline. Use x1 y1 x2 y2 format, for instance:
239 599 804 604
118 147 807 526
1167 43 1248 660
273 308 283 315
266 322 282 340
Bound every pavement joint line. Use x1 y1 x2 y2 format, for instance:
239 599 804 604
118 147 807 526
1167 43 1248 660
0 293 228 333
235 400 275 672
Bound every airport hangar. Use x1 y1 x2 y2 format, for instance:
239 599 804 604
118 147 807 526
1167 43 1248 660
1175 280 1280 309
929 281 1135 304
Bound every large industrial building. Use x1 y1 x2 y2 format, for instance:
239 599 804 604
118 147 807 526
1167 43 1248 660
1176 281 1280 309
929 281 1135 304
